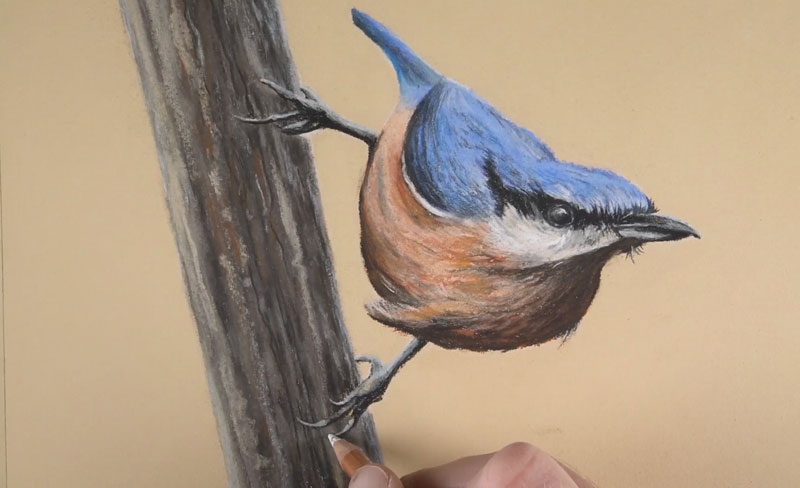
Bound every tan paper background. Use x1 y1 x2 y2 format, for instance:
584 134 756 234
2 1 799 486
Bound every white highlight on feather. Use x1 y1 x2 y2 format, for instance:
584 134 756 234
486 206 618 266
401 154 462 220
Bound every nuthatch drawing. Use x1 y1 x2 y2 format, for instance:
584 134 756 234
239 9 699 433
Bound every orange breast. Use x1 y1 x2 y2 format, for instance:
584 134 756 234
359 108 496 308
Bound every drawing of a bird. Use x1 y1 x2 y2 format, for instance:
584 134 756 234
238 9 699 434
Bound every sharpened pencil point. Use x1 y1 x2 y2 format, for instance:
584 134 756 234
328 434 371 476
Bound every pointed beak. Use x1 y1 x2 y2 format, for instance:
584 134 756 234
614 214 700 243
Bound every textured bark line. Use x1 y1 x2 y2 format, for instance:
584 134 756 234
119 1 381 486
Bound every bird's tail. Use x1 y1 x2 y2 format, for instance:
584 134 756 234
352 9 442 106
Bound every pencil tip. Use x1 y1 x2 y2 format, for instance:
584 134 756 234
328 433 341 446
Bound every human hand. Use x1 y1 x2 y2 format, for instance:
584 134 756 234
348 442 595 488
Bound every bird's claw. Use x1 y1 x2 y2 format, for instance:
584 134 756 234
298 359 391 435
327 355 384 407
355 354 384 373
235 78 332 136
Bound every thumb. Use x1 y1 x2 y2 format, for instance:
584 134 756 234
349 464 404 488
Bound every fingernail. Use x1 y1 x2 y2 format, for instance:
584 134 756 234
351 465 389 487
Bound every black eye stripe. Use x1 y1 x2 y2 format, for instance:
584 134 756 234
483 158 630 227
485 159 538 217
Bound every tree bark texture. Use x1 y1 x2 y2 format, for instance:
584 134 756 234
119 1 381 486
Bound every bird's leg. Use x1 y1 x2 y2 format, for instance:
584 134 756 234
299 338 428 435
236 79 378 146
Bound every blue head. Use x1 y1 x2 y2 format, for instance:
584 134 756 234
353 9 698 266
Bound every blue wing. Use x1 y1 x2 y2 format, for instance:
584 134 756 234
404 80 554 217
403 80 653 219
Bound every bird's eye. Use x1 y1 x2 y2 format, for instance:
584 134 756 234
545 204 574 228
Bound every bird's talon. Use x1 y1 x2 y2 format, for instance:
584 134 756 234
296 416 333 429
334 413 361 436
300 86 322 103
354 354 384 374
234 111 302 125
258 78 296 100
259 79 318 109
328 397 349 407
280 119 321 135
297 398 356 428
328 360 381 406
328 390 358 407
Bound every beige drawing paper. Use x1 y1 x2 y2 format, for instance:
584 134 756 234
1 1 799 487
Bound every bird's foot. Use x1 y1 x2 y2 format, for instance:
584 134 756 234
235 80 329 134
298 354 391 435
236 79 377 145
298 339 426 434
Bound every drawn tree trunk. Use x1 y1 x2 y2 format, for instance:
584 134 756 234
119 1 381 486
